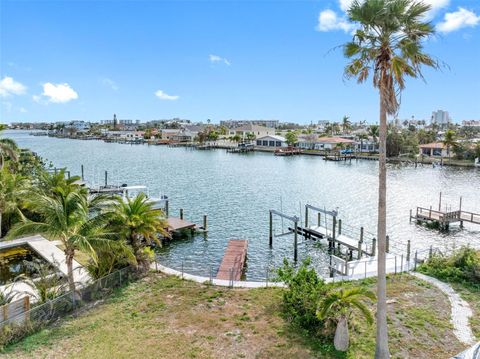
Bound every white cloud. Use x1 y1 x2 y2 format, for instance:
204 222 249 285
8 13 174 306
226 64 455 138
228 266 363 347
155 90 179 101
0 76 27 97
101 77 119 91
437 7 480 33
35 82 79 103
316 9 355 33
209 54 231 66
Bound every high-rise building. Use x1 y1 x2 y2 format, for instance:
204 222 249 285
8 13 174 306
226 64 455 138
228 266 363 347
431 110 451 127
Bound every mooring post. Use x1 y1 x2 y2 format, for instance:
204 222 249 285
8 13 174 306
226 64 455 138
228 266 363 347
81 164 84 181
438 192 442 211
332 216 337 241
165 200 169 217
203 215 208 231
429 245 433 259
409 209 412 223
180 208 184 220
386 235 390 253
305 206 309 228
338 219 342 235
371 238 376 257
357 239 363 259
414 250 418 270
104 170 108 187
293 220 298 262
317 213 321 226
406 239 411 262
269 211 273 247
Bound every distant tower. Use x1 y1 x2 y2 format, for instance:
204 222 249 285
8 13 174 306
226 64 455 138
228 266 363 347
113 114 117 129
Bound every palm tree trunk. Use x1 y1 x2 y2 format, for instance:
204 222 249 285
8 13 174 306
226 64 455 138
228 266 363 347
334 315 349 351
375 92 390 358
65 249 77 303
0 211 2 238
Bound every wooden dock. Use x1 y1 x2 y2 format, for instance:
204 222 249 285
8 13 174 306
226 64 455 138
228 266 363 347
412 207 480 229
167 217 196 232
216 240 248 281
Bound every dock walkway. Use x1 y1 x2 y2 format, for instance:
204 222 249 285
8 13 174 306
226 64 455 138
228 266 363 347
413 207 480 226
216 240 248 281
167 217 196 232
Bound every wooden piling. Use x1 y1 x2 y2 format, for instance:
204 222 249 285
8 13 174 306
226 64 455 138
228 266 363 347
332 216 337 240
407 240 411 262
203 215 208 230
305 207 309 228
104 171 108 187
371 238 376 256
293 221 298 262
338 219 342 235
81 164 84 181
386 235 390 253
269 211 273 247
180 208 184 220
317 213 321 226
165 200 169 217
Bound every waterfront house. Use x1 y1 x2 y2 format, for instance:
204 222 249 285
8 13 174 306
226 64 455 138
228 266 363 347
298 136 356 151
160 129 182 141
229 124 275 140
356 138 379 153
255 135 287 148
419 142 448 157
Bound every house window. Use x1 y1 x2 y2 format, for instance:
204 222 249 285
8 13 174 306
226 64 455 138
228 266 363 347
276 141 281 146
256 140 261 145
263 140 268 146
433 148 442 156
269 141 275 146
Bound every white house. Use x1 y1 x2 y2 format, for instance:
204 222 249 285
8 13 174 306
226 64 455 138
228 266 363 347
298 136 356 150
255 135 287 148
160 129 182 141
229 124 275 140
419 142 449 157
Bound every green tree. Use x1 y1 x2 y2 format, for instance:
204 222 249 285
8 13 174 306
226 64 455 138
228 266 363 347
344 1 437 356
342 115 352 134
0 168 29 238
443 129 457 159
109 193 169 270
245 132 256 142
0 124 19 170
285 130 298 147
317 287 376 351
7 180 119 295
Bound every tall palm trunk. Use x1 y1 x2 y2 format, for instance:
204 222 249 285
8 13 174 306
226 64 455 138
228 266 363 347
375 90 390 358
65 248 77 302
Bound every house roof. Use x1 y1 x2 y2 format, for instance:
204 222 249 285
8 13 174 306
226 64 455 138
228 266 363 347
316 136 356 144
257 135 286 142
419 142 446 149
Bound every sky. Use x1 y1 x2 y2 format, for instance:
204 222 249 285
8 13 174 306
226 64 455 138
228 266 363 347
1 0 479 125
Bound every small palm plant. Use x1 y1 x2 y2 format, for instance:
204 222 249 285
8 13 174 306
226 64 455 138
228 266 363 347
317 286 376 352
109 193 169 271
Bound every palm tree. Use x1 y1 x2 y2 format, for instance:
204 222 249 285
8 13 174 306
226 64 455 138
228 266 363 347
443 129 457 160
317 287 376 351
343 1 438 356
7 183 117 295
109 193 169 270
342 115 352 134
0 124 19 170
285 130 298 147
0 168 29 238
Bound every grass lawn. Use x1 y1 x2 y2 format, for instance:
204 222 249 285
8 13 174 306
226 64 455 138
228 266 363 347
2 273 467 359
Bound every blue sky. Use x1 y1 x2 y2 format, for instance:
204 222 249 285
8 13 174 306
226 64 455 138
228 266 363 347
1 0 479 124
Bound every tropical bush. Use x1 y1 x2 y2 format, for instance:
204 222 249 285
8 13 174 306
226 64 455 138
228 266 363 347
276 258 329 334
418 247 480 287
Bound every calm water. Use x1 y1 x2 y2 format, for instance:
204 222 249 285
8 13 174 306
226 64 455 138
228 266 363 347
5 130 480 280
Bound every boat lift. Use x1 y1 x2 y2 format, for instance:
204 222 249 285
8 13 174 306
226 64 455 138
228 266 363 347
269 209 300 261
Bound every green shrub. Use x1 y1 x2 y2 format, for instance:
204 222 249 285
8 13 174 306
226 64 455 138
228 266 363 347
418 247 480 287
276 258 329 334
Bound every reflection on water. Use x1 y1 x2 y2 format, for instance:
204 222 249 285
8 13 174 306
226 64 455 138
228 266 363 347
5 130 480 280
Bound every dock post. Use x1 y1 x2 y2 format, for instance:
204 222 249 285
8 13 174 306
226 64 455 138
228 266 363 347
81 164 84 181
180 208 184 220
305 206 309 228
104 171 108 187
317 213 321 226
293 221 298 262
338 219 342 235
429 245 433 259
406 240 411 262
269 211 273 247
332 216 337 241
165 200 169 217
371 238 376 257
203 215 208 231
409 209 412 223
414 250 418 270
386 235 390 253
357 239 363 259
438 192 442 211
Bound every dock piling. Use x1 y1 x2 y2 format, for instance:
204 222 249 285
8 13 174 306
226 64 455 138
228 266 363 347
305 207 309 228
371 238 376 257
180 208 184 220
294 221 298 262
203 215 208 231
104 171 108 187
386 235 390 253
269 211 273 247
165 200 169 217
317 213 321 226
81 165 84 181
338 219 342 235
406 240 411 262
